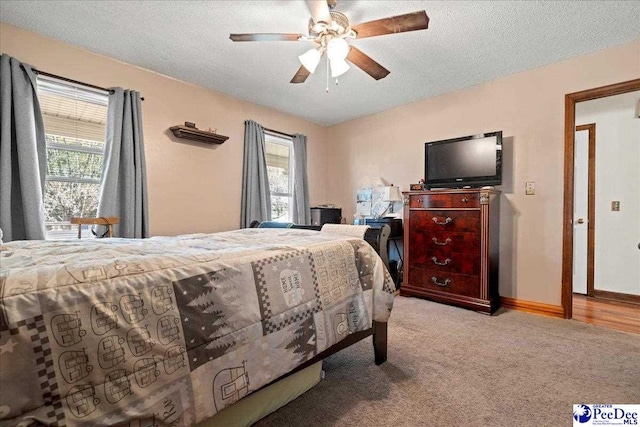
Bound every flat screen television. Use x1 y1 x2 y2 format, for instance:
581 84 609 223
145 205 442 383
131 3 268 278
424 131 502 189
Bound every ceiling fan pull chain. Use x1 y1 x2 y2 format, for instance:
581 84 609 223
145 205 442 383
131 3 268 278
326 52 329 93
336 77 339 86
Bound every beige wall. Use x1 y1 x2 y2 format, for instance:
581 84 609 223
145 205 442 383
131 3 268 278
2 22 639 305
0 23 328 236
326 40 640 305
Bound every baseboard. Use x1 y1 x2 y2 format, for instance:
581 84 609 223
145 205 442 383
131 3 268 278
593 289 640 305
500 297 564 318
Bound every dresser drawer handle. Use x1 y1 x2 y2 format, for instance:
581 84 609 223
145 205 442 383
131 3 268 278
431 256 451 266
461 197 469 203
432 237 452 246
431 277 451 287
432 217 452 225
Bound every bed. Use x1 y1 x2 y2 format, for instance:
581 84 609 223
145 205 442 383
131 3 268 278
0 228 395 426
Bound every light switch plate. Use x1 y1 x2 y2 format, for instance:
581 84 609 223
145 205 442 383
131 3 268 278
611 201 620 211
525 181 535 195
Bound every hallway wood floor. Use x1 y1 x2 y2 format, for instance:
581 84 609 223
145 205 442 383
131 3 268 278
573 294 640 335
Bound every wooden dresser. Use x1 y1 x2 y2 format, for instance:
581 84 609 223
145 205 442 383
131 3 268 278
401 189 500 314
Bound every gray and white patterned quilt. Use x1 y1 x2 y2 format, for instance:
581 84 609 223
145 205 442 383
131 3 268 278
0 228 395 426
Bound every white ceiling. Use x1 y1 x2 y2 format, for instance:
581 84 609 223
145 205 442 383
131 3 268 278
2 1 639 126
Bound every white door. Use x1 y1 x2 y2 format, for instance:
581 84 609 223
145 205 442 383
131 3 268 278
572 129 589 294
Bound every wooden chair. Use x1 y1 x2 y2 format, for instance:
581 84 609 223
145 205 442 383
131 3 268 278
70 217 119 239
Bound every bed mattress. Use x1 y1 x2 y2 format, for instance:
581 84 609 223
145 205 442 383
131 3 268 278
0 228 395 426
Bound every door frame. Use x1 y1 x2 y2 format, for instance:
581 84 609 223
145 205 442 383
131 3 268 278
574 123 596 297
562 78 640 319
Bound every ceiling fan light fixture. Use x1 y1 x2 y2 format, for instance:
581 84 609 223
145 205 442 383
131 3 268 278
330 57 350 78
299 47 323 73
230 6 430 87
327 37 349 61
328 11 350 34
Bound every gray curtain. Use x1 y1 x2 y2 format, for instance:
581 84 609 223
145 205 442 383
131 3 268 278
241 120 271 228
292 133 310 225
0 54 47 242
97 88 148 238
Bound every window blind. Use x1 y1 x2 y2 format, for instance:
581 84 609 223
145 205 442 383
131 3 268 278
38 76 108 143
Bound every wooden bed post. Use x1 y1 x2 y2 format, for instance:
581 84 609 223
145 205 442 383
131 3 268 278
373 321 388 365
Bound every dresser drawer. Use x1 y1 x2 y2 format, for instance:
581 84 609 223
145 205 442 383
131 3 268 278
407 267 480 298
409 193 479 209
409 230 480 254
409 210 479 232
408 244 480 275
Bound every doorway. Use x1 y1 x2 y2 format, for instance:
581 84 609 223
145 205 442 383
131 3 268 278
562 78 640 320
572 124 595 297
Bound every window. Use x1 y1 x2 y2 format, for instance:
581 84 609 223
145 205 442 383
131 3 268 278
37 77 109 239
265 133 294 222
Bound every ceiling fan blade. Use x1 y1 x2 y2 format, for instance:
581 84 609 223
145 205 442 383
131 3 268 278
352 11 429 39
229 33 303 42
290 65 311 84
306 0 332 24
346 46 390 80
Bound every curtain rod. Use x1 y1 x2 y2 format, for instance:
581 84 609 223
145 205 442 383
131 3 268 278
264 127 293 138
33 69 145 101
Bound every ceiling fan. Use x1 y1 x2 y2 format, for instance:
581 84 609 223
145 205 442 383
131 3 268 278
229 0 429 85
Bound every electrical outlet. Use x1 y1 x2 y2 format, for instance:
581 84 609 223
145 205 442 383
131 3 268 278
525 181 535 195
611 201 620 211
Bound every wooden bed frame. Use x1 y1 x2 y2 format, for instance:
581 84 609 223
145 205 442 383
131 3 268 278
263 321 387 391
300 320 387 368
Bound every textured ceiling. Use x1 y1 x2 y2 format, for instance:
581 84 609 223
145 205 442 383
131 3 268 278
2 1 639 126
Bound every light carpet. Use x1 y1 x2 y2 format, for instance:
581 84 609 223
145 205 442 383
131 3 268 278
256 296 640 427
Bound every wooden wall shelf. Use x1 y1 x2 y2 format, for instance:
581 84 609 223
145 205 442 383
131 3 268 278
170 125 229 144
